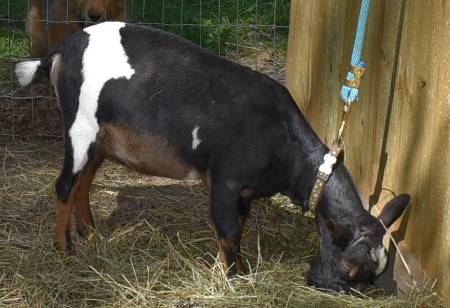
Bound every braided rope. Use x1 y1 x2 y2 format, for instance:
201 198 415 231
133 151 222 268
306 0 372 217
340 0 371 104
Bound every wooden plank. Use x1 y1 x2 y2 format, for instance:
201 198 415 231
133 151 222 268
286 0 403 205
345 0 405 204
286 0 353 145
286 0 450 299
380 0 450 298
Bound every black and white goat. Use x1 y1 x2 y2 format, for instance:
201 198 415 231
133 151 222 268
15 22 409 291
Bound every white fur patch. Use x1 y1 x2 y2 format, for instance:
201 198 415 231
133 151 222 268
50 54 61 81
351 236 366 247
372 245 388 275
191 126 201 150
185 169 200 180
50 54 62 101
69 22 135 173
15 60 41 86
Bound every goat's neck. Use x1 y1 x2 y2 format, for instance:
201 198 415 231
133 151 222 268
319 163 366 220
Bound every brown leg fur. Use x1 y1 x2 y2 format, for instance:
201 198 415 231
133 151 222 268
234 215 248 273
73 154 104 237
217 236 240 272
215 230 245 275
55 178 81 252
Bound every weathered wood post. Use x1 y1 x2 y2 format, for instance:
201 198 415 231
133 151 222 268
286 0 450 300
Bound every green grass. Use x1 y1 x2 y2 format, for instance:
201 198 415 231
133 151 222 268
0 26 28 59
0 0 27 20
128 0 290 52
0 0 290 57
0 26 28 83
0 1 289 87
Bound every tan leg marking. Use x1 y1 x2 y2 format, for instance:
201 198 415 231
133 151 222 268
216 234 244 275
55 178 81 251
235 215 247 274
73 159 102 237
217 238 233 271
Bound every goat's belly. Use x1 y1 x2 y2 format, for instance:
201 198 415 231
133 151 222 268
97 123 201 181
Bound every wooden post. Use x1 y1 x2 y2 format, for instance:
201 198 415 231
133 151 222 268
286 0 450 300
286 0 404 205
380 0 450 297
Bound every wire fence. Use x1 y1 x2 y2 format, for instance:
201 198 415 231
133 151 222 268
0 0 290 136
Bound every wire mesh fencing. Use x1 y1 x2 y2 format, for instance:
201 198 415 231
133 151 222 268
0 0 290 137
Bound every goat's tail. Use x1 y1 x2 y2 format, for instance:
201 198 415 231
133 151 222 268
15 59 49 87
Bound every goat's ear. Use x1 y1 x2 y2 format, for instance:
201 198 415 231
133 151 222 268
326 219 352 243
378 194 410 228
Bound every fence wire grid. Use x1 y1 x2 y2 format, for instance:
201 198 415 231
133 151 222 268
0 0 290 137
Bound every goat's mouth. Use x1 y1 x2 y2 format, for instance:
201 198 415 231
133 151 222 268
340 261 352 277
88 15 105 23
79 16 105 28
339 259 364 281
309 275 372 293
308 258 374 293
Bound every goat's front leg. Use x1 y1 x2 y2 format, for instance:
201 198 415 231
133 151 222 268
236 198 251 273
210 178 244 276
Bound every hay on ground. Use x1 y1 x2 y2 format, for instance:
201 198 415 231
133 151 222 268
0 101 447 307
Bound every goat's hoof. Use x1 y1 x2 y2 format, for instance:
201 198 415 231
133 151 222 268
54 235 75 255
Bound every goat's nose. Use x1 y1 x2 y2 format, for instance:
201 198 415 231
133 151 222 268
88 12 103 22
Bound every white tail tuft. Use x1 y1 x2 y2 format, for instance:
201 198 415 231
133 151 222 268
15 60 41 86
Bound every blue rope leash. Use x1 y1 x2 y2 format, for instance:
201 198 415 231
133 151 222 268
305 0 372 218
340 0 372 104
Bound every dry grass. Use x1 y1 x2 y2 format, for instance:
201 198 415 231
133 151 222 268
0 103 447 307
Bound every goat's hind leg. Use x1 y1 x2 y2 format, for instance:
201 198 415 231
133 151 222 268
55 141 103 252
55 140 81 252
74 150 104 238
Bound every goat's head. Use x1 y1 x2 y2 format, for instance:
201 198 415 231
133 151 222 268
76 0 126 23
308 194 410 292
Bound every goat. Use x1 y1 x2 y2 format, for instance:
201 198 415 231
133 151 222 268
15 22 410 292
28 0 126 57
